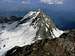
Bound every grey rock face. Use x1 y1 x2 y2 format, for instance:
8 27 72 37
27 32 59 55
30 11 56 39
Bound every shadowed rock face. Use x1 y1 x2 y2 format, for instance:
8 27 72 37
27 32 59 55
5 30 75 56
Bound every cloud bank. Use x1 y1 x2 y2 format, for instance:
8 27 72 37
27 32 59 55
40 0 64 4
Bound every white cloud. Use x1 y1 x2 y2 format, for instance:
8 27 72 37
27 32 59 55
40 0 64 4
21 0 31 4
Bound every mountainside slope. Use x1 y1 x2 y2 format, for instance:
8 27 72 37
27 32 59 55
6 30 75 56
0 10 64 56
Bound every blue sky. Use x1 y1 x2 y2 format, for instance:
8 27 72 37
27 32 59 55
0 0 75 16
0 0 75 29
0 0 73 11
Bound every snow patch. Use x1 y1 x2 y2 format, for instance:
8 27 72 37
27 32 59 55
52 28 64 38
0 22 38 56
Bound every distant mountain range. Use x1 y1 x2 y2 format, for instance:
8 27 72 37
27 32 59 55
0 16 23 23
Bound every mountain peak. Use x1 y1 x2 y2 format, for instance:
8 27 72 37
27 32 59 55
31 10 63 39
0 10 64 56
16 10 64 39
